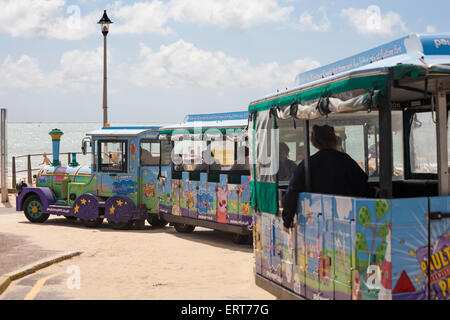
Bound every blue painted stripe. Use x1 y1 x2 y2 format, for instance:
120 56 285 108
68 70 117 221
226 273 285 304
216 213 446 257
101 126 161 130
185 111 249 122
296 36 408 86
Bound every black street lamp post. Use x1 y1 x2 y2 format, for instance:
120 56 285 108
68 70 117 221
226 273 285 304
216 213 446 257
98 10 113 127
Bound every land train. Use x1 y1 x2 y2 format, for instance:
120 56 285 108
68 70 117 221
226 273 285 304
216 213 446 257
250 34 450 300
16 112 253 243
16 33 450 299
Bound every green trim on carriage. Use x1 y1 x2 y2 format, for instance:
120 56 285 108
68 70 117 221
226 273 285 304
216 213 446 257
249 74 388 113
254 181 278 215
392 63 450 80
159 127 246 136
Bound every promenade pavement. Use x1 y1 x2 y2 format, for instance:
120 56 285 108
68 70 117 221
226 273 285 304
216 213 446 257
0 194 274 300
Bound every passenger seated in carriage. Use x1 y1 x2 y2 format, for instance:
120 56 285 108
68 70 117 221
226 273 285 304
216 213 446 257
282 125 377 233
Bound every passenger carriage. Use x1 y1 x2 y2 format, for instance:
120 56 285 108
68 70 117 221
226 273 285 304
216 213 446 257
156 111 253 244
250 34 450 300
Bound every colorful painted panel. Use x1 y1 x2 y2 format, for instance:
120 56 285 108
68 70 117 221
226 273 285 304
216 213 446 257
271 216 283 285
227 184 240 223
301 193 323 300
158 166 172 214
320 195 335 300
254 193 450 300
227 176 252 226
390 198 429 300
216 175 228 224
354 198 392 300
294 212 307 297
179 172 190 218
254 214 262 275
332 196 354 300
171 179 182 216
197 174 215 221
260 212 276 281
280 223 296 292
426 197 450 300
238 176 252 226
140 166 159 213
182 175 198 219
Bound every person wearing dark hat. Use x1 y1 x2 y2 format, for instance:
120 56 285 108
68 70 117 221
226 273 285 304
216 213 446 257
279 142 297 182
282 125 376 233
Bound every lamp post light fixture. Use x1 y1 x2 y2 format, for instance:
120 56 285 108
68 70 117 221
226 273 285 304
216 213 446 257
98 10 113 127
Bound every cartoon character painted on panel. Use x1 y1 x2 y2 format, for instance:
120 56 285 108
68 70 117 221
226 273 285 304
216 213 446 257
186 191 195 209
240 203 250 216
143 184 155 198
378 221 392 300
217 186 228 224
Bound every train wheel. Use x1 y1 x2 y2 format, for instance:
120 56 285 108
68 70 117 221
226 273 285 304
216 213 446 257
82 218 104 228
147 216 168 228
232 234 252 245
108 220 134 230
23 195 49 223
173 223 195 233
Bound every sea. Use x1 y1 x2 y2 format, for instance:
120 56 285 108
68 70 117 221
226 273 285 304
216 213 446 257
6 122 167 182
4 121 430 184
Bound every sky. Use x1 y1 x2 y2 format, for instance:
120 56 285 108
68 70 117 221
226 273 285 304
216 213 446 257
0 0 449 123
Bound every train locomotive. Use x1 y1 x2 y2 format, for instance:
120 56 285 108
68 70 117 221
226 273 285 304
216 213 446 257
16 126 163 230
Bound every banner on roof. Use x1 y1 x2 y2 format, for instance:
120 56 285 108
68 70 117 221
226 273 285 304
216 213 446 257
185 111 249 122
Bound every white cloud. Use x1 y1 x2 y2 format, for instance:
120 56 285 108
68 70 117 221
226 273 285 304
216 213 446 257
54 48 104 91
110 0 294 34
0 0 97 40
297 7 330 32
168 0 294 30
341 5 407 36
110 1 172 35
0 0 296 38
129 40 320 90
426 25 437 33
0 39 320 94
0 48 105 92
0 55 47 89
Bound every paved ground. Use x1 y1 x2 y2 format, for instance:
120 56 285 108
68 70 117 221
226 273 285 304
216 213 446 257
0 200 274 300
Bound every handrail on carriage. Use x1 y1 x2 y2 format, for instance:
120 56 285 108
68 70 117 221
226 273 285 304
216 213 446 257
11 152 84 190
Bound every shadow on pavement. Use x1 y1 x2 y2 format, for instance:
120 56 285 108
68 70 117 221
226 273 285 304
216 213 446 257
18 217 253 253
0 232 59 275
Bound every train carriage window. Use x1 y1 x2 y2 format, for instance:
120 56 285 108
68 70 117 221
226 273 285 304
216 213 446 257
410 112 438 174
92 140 97 172
140 140 160 166
304 111 404 180
98 140 127 172
278 119 305 183
173 140 208 172
210 132 250 175
160 140 171 166
170 132 250 176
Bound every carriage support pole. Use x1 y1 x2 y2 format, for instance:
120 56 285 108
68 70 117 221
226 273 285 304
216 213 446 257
303 120 311 192
436 81 449 196
378 70 393 199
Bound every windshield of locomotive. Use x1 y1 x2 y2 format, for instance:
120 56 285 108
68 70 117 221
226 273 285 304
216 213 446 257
278 111 404 184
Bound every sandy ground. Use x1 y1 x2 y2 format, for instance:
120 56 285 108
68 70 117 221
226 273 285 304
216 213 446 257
0 200 275 300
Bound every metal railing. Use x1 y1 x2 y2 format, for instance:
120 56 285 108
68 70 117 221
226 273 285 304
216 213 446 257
11 152 83 189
